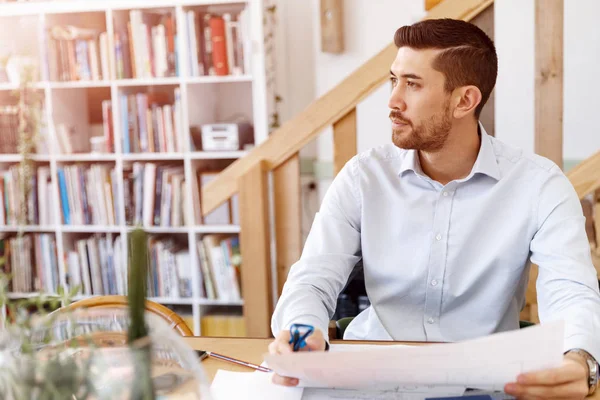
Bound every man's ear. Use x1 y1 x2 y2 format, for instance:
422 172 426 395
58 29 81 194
452 85 482 119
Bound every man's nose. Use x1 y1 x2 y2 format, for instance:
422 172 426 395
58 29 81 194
388 86 406 112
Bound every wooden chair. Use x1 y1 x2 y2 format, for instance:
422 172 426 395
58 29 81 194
67 295 194 337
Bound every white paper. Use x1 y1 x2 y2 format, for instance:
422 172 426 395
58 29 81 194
264 320 564 391
210 369 303 400
209 365 465 400
302 386 465 400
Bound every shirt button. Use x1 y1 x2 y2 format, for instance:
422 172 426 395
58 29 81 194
435 234 442 241
442 191 449 197
427 317 435 324
431 280 438 286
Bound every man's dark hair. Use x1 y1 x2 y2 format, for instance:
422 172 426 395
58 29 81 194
394 18 498 118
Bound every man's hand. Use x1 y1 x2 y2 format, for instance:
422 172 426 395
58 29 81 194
504 353 589 399
268 328 327 387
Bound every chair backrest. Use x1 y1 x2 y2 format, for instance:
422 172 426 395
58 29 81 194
68 295 194 336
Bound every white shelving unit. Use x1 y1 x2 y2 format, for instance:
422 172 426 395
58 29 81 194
0 0 269 336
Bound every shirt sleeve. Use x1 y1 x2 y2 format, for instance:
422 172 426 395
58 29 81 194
530 165 600 361
271 157 362 342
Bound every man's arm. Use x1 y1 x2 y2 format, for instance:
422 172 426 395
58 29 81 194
529 165 600 361
271 157 362 342
504 165 600 399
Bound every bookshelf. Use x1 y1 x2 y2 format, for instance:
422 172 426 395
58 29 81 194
0 0 269 337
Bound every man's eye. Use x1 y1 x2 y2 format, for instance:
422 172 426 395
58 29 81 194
390 77 398 86
407 81 417 88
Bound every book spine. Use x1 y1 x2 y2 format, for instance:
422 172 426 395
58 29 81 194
209 16 229 76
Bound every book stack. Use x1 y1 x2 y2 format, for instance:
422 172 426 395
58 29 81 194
123 162 186 227
197 234 241 302
57 164 120 225
185 8 250 76
147 236 192 298
114 10 178 79
120 90 184 154
66 234 123 296
1 165 53 226
47 25 110 82
0 234 59 294
0 106 19 154
54 100 114 155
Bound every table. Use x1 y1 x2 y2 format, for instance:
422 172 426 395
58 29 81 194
183 336 600 399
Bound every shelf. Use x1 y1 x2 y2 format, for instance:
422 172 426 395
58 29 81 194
148 297 194 305
190 151 248 160
116 77 181 87
193 225 241 234
128 226 189 234
0 225 56 233
7 292 56 299
185 75 253 84
0 154 51 162
61 225 121 233
122 153 185 161
0 0 248 17
49 81 112 89
56 154 117 162
197 298 244 306
0 82 45 91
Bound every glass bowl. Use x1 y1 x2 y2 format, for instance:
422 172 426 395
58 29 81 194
3 307 212 400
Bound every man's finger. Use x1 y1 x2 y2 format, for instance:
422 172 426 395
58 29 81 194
504 380 588 399
516 363 584 386
272 374 299 387
275 340 294 354
305 335 326 351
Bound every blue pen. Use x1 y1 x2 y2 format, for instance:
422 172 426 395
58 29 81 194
289 323 314 352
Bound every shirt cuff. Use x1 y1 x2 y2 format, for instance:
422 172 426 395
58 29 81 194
564 334 600 364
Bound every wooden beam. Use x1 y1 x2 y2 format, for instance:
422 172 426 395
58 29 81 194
534 0 563 168
320 0 344 54
470 3 495 136
273 154 302 295
566 151 600 198
426 0 444 11
333 108 357 176
239 160 272 337
202 0 495 215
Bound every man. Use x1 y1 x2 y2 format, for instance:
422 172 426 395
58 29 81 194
269 18 600 399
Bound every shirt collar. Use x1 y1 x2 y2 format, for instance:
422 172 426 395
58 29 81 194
398 123 501 181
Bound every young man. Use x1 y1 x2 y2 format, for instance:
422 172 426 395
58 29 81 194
269 19 600 399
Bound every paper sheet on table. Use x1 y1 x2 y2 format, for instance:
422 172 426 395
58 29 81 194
264 320 564 391
210 369 303 400
209 369 465 400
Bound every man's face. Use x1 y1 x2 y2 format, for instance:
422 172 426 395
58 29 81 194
389 47 453 152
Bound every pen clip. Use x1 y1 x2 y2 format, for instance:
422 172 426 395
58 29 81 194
289 323 314 352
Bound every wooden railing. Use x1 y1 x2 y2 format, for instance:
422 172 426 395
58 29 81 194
203 0 495 337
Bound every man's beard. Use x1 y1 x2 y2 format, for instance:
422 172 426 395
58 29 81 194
390 103 452 152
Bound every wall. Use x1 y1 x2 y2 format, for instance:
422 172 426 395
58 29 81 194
310 0 425 202
495 0 600 165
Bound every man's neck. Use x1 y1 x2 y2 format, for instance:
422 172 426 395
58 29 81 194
418 121 481 186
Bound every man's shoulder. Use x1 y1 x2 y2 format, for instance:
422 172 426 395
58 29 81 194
354 144 405 167
489 136 559 177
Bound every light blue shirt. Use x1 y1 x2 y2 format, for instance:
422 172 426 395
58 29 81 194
272 126 600 361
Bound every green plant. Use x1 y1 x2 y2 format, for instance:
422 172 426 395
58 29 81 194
0 275 98 399
0 230 158 399
127 228 155 400
12 63 43 235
